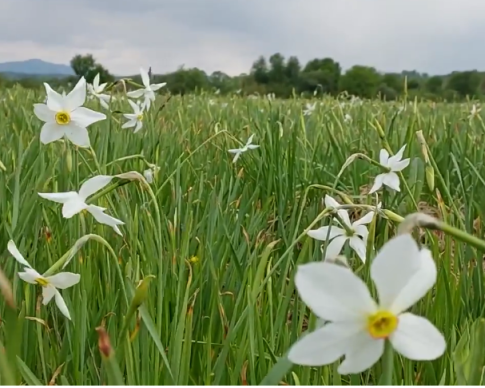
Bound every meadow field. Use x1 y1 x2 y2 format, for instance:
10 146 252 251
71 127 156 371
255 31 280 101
1 79 485 385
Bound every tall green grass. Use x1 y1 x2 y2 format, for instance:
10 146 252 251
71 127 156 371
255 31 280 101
1 87 485 384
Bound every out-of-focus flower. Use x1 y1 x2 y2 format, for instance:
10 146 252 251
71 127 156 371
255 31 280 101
228 134 260 163
87 73 111 109
369 145 410 194
127 67 166 111
122 99 144 133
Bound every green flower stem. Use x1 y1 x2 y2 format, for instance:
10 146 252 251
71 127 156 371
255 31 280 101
380 340 394 385
86 180 131 204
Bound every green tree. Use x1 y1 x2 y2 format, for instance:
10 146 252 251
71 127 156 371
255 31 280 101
339 65 381 98
251 56 269 84
447 71 481 98
301 58 341 94
70 54 114 84
425 76 443 94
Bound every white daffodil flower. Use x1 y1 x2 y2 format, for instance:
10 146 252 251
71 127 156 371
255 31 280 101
38 175 124 236
308 195 374 263
288 234 446 374
369 145 410 194
7 240 80 320
87 73 111 109
344 113 352 123
33 77 106 148
228 134 260 163
126 67 166 111
122 99 144 133
303 103 316 116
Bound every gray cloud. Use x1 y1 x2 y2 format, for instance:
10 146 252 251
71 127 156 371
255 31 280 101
1 0 485 76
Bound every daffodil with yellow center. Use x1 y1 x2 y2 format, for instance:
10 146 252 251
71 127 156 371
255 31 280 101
288 234 446 375
122 99 145 133
7 240 80 320
33 77 106 148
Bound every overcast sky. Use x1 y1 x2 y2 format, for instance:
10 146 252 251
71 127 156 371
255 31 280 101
1 0 485 76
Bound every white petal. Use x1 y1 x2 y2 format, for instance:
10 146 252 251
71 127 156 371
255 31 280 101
324 195 340 209
324 235 347 259
382 172 401 191
390 313 445 360
370 234 422 311
288 322 364 366
79 175 114 199
122 120 137 129
127 89 145 98
40 122 64 144
140 67 150 87
246 134 255 145
294 261 376 322
368 174 384 194
71 107 106 128
41 285 56 304
99 98 109 110
62 199 88 218
307 225 345 241
338 334 384 374
247 144 260 150
353 224 369 241
54 290 72 320
389 248 437 314
97 83 107 93
134 120 143 133
353 211 374 226
33 104 55 123
391 159 410 172
64 77 86 111
64 123 90 148
232 152 241 163
337 209 352 228
228 149 242 154
44 83 64 111
7 240 32 268
38 191 79 204
47 272 81 289
349 236 366 263
127 98 140 113
379 149 390 166
150 82 166 91
18 268 42 284
388 145 407 166
93 73 100 89
87 205 124 236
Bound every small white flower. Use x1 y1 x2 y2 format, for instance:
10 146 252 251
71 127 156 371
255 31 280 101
469 104 481 119
308 195 374 263
87 73 111 109
344 113 352 123
127 67 166 111
228 134 260 163
288 234 446 374
7 240 80 320
209 99 216 106
33 77 106 148
369 145 410 194
303 102 316 116
221 103 228 108
38 175 124 236
143 165 160 184
122 99 144 133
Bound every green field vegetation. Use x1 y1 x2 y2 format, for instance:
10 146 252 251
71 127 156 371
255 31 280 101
2 84 485 385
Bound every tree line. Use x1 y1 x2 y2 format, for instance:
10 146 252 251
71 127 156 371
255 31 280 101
1 53 484 101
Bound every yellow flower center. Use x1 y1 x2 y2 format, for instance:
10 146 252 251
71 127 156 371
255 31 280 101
55 111 71 125
35 277 50 287
367 310 398 339
137 114 143 121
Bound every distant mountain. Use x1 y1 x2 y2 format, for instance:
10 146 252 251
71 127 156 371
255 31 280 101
0 59 74 78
